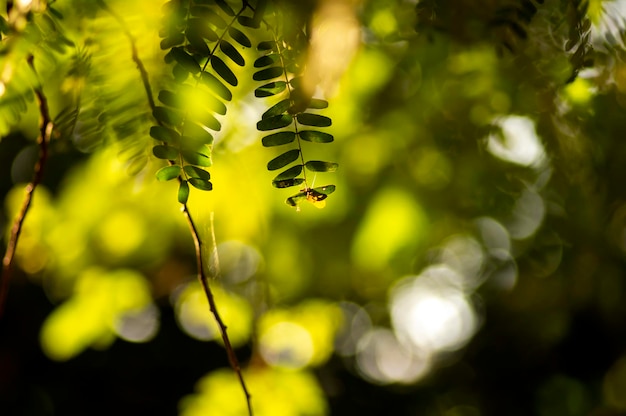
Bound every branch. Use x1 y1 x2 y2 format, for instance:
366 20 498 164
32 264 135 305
0 56 53 318
101 3 253 414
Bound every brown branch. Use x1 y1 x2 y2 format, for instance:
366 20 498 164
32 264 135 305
184 209 253 415
0 56 53 318
101 3 253 413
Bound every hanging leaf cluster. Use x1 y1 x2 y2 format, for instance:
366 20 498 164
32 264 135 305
254 31 337 209
152 0 256 203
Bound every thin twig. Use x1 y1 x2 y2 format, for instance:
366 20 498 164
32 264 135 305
0 56 53 318
185 209 253 415
101 3 253 414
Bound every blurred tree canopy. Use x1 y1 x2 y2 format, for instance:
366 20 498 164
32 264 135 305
3 0 626 415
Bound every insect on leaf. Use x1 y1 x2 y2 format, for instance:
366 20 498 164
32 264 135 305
156 165 182 181
267 149 300 171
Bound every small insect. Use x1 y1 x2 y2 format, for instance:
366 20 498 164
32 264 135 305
286 185 334 210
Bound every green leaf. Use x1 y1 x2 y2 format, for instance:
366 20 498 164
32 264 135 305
299 130 334 143
257 114 293 131
255 81 287 98
313 184 336 195
308 99 329 109
228 27 251 47
272 178 305 188
273 164 303 181
179 85 227 115
190 6 227 28
238 15 259 28
211 56 238 86
196 110 221 131
262 99 291 119
257 40 276 51
215 0 235 16
183 165 210 180
305 160 338 172
158 90 180 108
286 192 308 207
153 145 180 160
220 40 245 66
172 64 189 83
186 29 210 56
160 34 185 50
184 122 214 145
296 113 332 127
189 178 213 190
188 18 218 42
253 67 283 81
182 148 212 167
153 106 183 126
254 54 278 68
178 180 190 204
267 149 300 171
156 165 182 181
200 72 232 101
171 47 201 74
262 131 296 147
150 126 180 144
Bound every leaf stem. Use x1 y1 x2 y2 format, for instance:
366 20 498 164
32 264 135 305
0 56 52 318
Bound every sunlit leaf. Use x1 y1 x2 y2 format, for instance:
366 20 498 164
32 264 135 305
153 145 180 160
178 180 190 204
196 110 221 131
150 126 180 144
156 165 182 181
308 99 329 109
267 149 300 171
220 40 245 66
257 114 293 131
312 184 336 195
158 90 180 108
200 72 232 101
171 47 201 74
262 99 291 119
183 165 210 180
228 27 251 47
305 161 338 172
253 67 283 81
153 106 183 126
182 148 212 167
254 54 279 68
211 56 238 86
299 130 334 143
286 192 308 207
189 178 213 190
255 81 287 97
273 164 303 181
272 178 305 188
262 131 296 147
184 122 214 145
296 113 332 127
188 18 218 42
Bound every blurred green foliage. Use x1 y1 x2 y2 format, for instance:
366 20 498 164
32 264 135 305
3 0 626 415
